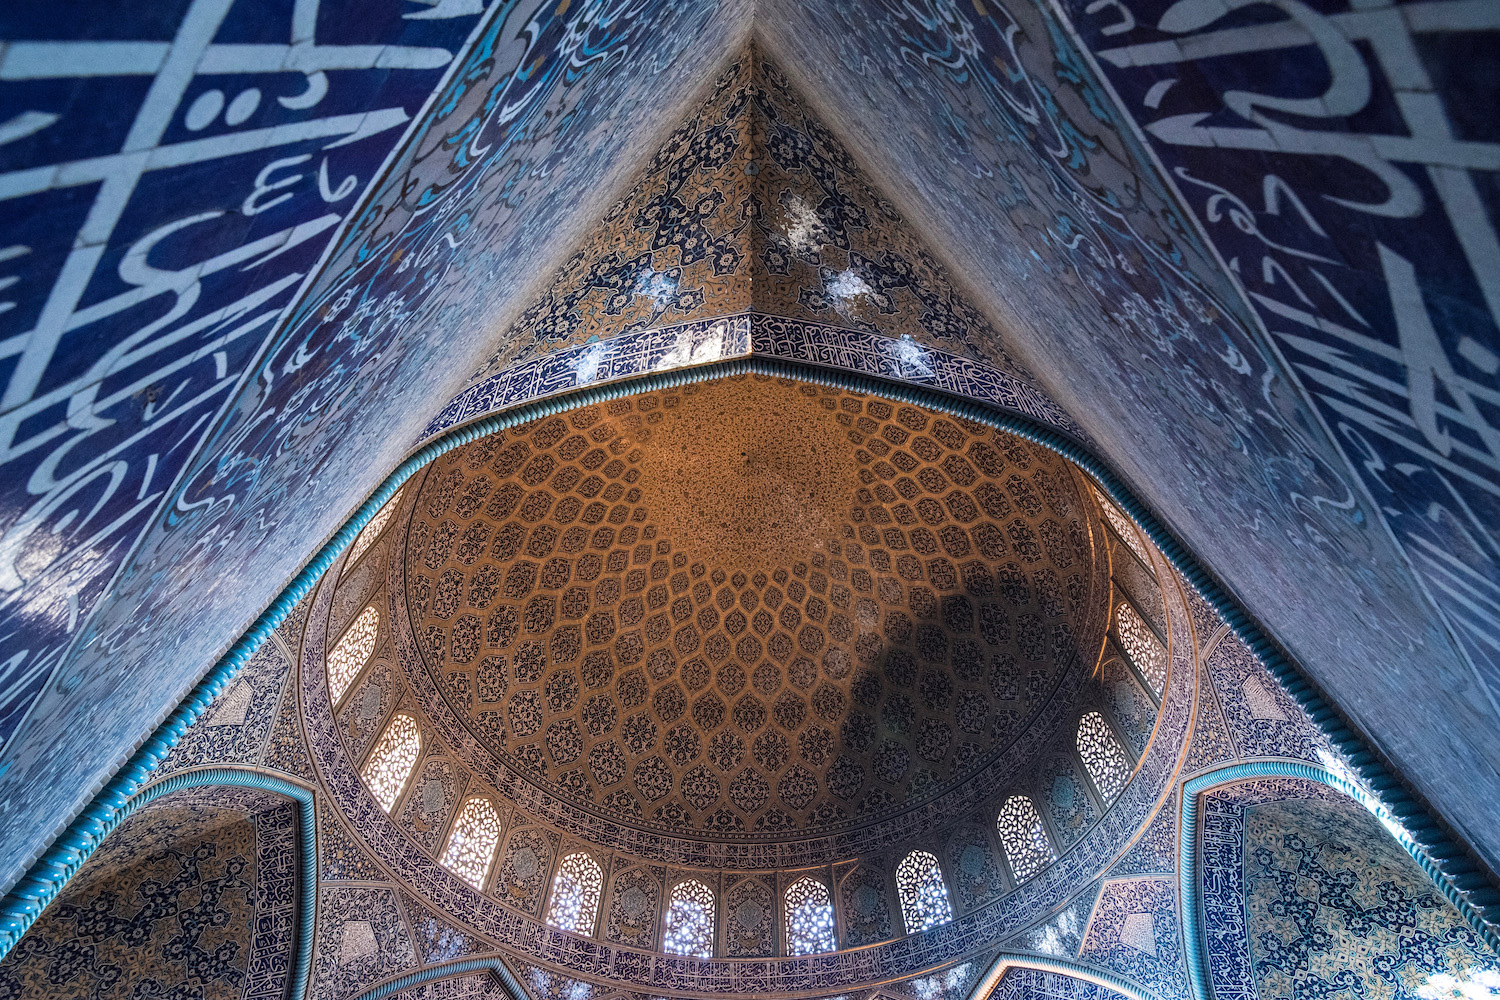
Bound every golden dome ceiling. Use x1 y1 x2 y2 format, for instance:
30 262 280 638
392 376 1111 844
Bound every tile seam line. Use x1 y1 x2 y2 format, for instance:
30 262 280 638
0 353 1491 967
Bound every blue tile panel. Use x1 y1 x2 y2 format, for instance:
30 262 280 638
1060 0 1500 710
0 0 484 752
0 0 746 895
755 0 1500 867
1078 877 1188 1000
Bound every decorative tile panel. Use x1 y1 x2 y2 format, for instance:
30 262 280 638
1079 877 1188 1000
0 0 749 893
1200 780 1500 1000
313 885 418 1000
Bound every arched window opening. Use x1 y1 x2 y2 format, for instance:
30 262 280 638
347 488 403 566
1077 711 1130 803
662 879 715 958
328 605 379 705
1114 601 1166 696
439 796 503 889
362 714 420 812
547 852 604 934
1092 486 1152 567
997 795 1055 882
895 850 952 932
784 876 835 955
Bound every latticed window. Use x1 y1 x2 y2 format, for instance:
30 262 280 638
361 714 420 811
1115 601 1167 696
895 850 952 932
439 797 502 888
1091 486 1152 567
784 876 835 955
327 605 379 705
546 852 604 934
1076 711 1130 803
662 879 715 958
347 488 403 566
997 795 1055 882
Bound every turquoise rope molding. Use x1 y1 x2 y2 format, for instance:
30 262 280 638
129 768 320 1000
0 766 318 997
351 952 531 1000
1 354 1494 967
351 950 1159 1000
1179 761 1500 1000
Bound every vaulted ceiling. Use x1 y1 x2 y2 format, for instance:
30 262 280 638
0 0 1496 984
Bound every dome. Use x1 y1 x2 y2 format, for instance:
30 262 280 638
390 376 1112 855
296 370 1191 992
275 52 1207 989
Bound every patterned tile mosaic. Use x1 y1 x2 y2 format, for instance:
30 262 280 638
1060 0 1500 715
1079 876 1188 1000
1200 780 1500 1000
0 3 1492 996
1003 884 1102 958
0 0 486 764
402 379 1110 841
1106 792 1179 879
426 52 1077 443
286 423 1202 992
0 0 750 894
990 966 1129 1000
0 0 1496 923
402 891 491 966
314 884 418 1000
756 0 1500 867
1205 632 1330 762
396 973 507 1000
1182 664 1237 775
0 787 296 999
159 633 294 777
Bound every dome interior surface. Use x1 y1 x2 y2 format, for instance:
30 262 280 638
398 376 1112 845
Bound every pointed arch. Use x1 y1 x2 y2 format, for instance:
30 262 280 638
1179 761 1500 1000
972 952 1157 1000
895 850 952 932
546 851 604 934
997 794 1055 882
327 604 379 705
1091 486 1153 570
439 796 502 888
784 875 835 955
361 713 420 811
1076 710 1130 804
662 879 715 958
12 357 1475 978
